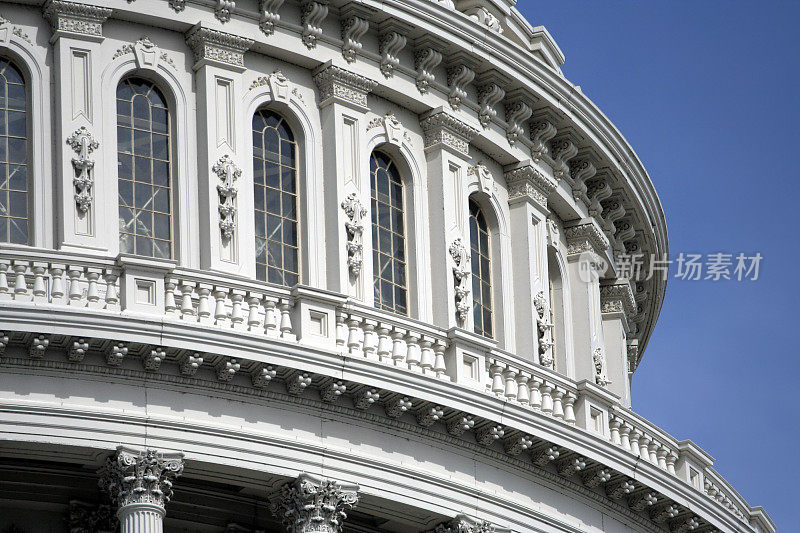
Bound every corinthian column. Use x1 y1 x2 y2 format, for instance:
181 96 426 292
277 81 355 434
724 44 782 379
271 473 360 533
98 447 184 533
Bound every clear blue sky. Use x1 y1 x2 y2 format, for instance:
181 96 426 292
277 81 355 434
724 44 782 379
515 1 799 529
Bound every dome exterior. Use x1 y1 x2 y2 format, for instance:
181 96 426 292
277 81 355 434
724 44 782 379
0 0 772 532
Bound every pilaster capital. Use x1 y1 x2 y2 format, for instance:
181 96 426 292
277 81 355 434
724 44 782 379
564 220 609 259
185 24 254 71
312 61 377 111
420 107 479 157
98 447 185 512
600 281 636 318
503 161 556 210
271 473 360 533
427 514 513 533
42 0 112 42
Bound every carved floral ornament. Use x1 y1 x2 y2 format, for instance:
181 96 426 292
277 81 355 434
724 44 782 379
42 0 113 39
66 126 99 213
98 447 184 510
427 515 512 533
185 25 254 69
250 69 305 106
367 112 410 145
271 473 359 533
449 237 471 322
312 64 377 109
341 193 366 277
112 36 177 70
213 155 242 240
419 111 479 157
0 14 32 45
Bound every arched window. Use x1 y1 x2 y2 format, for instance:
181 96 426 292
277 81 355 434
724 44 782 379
253 109 298 286
370 151 407 315
116 77 172 258
469 198 492 337
0 58 28 244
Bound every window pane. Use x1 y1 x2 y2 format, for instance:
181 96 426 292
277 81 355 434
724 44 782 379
0 59 28 244
469 198 492 338
117 77 171 258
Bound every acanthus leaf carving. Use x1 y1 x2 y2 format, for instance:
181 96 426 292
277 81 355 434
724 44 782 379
66 126 99 213
313 64 377 109
42 0 112 39
550 138 578 180
215 0 236 23
301 0 329 49
98 447 184 510
530 118 557 161
427 514 512 533
449 238 470 322
505 99 532 146
414 47 442 94
259 0 285 35
341 193 367 277
379 31 407 78
213 155 242 240
270 474 359 533
419 111 478 156
477 82 505 128
447 64 475 110
340 14 369 63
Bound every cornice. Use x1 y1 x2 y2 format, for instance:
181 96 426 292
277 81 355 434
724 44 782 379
185 24 254 70
420 108 480 156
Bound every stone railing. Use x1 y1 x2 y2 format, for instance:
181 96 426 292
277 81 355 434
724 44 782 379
0 248 760 527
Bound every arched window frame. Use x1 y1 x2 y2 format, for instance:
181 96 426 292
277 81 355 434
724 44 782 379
468 197 493 338
242 79 321 286
102 55 191 263
0 36 50 248
546 222 575 378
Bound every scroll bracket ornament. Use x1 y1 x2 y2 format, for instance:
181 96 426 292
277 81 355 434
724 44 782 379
213 155 242 240
379 31 407 77
66 126 99 214
534 290 554 368
271 473 359 533
259 0 285 35
449 238 471 322
341 193 367 277
301 0 329 49
98 447 184 513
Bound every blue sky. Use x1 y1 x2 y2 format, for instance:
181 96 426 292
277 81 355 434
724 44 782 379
514 1 799 529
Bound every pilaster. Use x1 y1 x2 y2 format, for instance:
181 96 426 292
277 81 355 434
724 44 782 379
312 62 377 297
270 473 360 533
419 108 479 331
43 0 111 252
98 447 184 533
600 281 636 406
504 161 556 365
185 24 254 275
565 219 610 385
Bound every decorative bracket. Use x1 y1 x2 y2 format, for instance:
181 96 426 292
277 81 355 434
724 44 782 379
477 82 506 128
414 46 443 94
341 193 367 277
447 64 475 111
449 238 471 322
66 126 99 213
215 0 236 23
379 31 407 78
301 0 329 49
259 0 285 35
212 155 241 240
340 5 372 63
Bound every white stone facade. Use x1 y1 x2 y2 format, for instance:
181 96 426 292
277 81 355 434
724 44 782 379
0 0 773 532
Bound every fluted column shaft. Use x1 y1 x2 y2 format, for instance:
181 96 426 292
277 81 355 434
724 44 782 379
119 503 166 533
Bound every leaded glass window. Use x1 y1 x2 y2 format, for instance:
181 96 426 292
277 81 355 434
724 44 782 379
370 151 407 315
253 109 298 286
469 198 492 337
116 78 172 259
0 58 28 244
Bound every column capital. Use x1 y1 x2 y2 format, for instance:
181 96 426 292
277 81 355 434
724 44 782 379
564 219 609 259
312 61 377 111
185 24 254 72
98 447 185 512
504 161 557 210
419 108 479 157
271 473 360 533
42 0 112 42
599 281 636 319
427 514 513 533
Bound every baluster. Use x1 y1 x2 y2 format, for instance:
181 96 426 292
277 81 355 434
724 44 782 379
246 292 262 331
197 283 213 322
213 286 229 326
391 328 407 366
489 361 504 396
362 320 378 360
516 374 530 406
13 260 29 299
334 310 347 348
503 367 518 401
66 265 83 304
230 290 245 328
433 340 447 377
32 262 47 302
609 416 622 445
104 269 120 309
278 298 295 339
85 268 102 307
347 314 362 355
164 277 178 315
540 382 554 415
649 440 660 464
666 452 678 475
639 435 652 462
619 423 632 452
50 264 66 303
563 392 576 424
263 297 278 336
657 446 668 470
419 336 434 371
376 324 391 363
179 282 196 319
0 260 10 299
405 332 421 371
629 429 642 458
551 388 564 420
529 377 543 410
